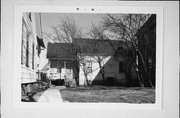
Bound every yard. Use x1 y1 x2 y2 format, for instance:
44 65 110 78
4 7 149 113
60 86 155 103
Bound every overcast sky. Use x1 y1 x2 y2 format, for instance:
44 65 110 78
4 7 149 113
39 13 105 69
41 13 105 36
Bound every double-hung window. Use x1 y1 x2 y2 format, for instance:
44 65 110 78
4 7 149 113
86 61 92 73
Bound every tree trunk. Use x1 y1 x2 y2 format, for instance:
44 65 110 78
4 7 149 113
98 62 105 85
72 60 79 86
85 73 89 86
82 67 89 86
75 64 80 86
101 68 105 85
135 66 144 87
137 50 154 87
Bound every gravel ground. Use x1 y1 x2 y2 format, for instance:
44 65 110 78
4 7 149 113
60 86 155 103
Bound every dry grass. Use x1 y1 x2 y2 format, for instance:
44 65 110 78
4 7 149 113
60 86 155 103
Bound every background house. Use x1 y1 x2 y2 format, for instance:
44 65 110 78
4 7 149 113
136 14 156 87
75 38 127 86
46 43 75 85
21 13 45 95
46 38 137 86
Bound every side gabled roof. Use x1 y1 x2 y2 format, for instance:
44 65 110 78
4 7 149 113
47 38 126 59
75 38 122 55
47 43 75 59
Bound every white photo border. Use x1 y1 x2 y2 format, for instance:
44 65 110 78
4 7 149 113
13 6 163 110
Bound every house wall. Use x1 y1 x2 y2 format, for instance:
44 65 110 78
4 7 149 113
137 15 156 87
21 13 40 84
79 56 109 85
79 55 127 86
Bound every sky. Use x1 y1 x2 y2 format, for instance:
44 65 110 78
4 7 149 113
41 13 105 36
39 13 106 69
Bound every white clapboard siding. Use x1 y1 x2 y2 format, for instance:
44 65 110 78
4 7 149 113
21 13 40 84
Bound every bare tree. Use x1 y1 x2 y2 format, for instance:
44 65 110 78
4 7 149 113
50 16 82 43
87 23 110 85
102 14 154 87
44 16 83 85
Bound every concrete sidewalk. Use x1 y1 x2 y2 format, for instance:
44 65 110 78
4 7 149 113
37 86 66 102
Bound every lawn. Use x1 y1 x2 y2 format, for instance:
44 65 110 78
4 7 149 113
60 86 155 103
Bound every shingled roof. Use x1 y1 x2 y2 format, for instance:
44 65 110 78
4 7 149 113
77 38 124 54
47 38 125 59
47 43 75 59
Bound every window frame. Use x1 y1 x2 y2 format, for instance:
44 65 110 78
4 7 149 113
32 42 35 69
86 61 92 73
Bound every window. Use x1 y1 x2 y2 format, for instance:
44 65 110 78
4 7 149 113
21 39 24 64
32 43 35 69
119 61 124 73
21 20 28 65
86 61 92 73
26 34 29 67
21 23 24 64
148 57 153 69
29 13 32 22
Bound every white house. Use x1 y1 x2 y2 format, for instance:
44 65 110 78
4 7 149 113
21 12 45 95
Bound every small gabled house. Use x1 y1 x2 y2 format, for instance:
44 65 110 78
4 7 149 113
46 38 137 86
46 43 75 84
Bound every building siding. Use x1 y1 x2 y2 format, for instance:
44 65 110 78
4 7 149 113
79 56 110 85
21 13 40 84
79 55 127 86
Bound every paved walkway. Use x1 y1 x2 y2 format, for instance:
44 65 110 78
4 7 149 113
37 86 66 102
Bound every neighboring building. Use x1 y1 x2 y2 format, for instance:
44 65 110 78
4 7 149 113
46 38 135 86
21 12 45 95
136 14 156 87
46 43 75 85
